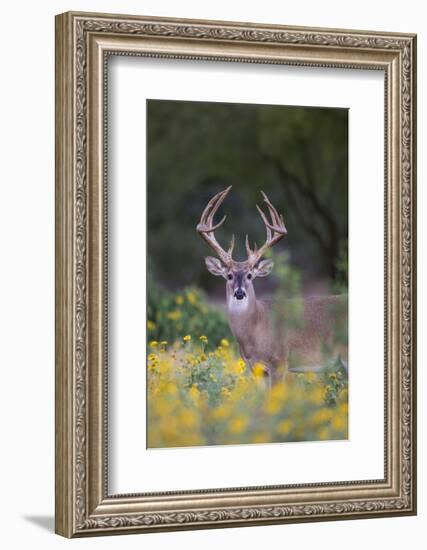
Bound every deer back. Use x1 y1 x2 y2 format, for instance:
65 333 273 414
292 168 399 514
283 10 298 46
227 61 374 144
270 294 348 369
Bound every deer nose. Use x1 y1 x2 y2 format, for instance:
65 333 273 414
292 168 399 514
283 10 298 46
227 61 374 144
234 289 246 300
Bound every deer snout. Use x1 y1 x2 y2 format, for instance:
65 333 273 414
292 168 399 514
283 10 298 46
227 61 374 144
234 288 246 300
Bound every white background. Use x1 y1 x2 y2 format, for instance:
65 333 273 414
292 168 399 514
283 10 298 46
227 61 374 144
0 1 424 549
109 59 384 493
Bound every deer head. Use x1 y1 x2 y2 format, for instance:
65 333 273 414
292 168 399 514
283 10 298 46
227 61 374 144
197 186 287 309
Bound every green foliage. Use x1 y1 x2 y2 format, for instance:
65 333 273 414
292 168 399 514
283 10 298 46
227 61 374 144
147 280 233 350
321 358 348 407
265 249 307 333
267 248 302 298
297 356 349 407
183 346 240 408
333 239 349 294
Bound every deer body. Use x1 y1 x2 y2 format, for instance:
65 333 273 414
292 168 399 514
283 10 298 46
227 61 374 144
228 292 281 379
228 290 346 385
197 187 347 386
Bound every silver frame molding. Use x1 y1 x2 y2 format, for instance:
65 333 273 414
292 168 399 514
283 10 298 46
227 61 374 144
55 11 417 538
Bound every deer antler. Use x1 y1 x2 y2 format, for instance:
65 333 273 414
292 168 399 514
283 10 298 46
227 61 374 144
197 187 286 268
245 190 287 267
196 186 235 266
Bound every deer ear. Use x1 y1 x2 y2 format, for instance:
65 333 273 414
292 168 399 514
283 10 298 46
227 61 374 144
205 256 227 278
253 259 274 278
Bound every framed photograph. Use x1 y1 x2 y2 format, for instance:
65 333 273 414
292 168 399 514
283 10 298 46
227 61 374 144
55 11 417 537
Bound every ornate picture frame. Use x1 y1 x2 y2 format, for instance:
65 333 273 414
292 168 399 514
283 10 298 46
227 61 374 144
55 11 417 537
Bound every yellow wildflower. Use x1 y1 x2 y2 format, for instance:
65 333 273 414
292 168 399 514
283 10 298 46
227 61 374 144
308 386 324 405
212 404 229 420
339 402 349 415
305 371 316 383
167 310 182 321
175 295 184 305
166 382 178 396
318 426 331 440
147 320 156 331
146 331 349 449
271 382 288 401
229 416 248 434
186 291 197 305
233 359 246 374
276 419 292 436
189 385 200 403
310 408 333 425
179 409 197 428
264 398 282 415
252 432 269 444
331 414 347 432
252 362 266 378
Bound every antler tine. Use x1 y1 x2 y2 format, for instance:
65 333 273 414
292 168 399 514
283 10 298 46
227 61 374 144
246 191 287 267
200 186 229 225
197 186 231 229
202 214 227 233
245 234 251 257
197 186 234 266
228 234 235 257
256 204 273 238
260 190 287 232
206 186 231 225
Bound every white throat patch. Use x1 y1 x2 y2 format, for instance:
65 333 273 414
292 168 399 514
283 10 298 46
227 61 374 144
228 295 249 313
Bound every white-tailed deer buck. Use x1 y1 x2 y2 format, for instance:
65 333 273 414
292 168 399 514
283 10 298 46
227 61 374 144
197 186 347 387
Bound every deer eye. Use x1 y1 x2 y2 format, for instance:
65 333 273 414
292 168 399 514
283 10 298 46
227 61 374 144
227 274 233 280
247 273 252 280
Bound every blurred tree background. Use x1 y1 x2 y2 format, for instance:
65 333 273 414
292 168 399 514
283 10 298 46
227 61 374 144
147 99 348 301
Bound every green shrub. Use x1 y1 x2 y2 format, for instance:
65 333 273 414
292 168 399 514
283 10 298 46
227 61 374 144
147 280 233 350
